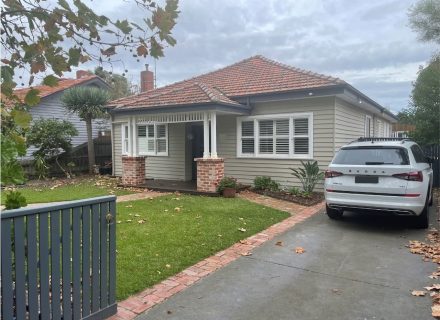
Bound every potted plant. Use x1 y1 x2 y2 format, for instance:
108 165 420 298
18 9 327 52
217 177 237 198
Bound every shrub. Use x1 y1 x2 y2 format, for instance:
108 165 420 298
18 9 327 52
289 186 301 195
5 190 27 209
217 176 237 193
34 154 49 179
253 176 280 191
290 160 324 194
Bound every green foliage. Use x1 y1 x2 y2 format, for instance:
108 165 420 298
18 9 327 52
34 154 49 180
253 176 280 192
1 0 179 103
94 67 131 100
27 119 78 159
4 191 27 210
1 104 29 186
409 0 440 44
290 161 324 194
400 57 440 145
61 86 110 121
217 176 237 193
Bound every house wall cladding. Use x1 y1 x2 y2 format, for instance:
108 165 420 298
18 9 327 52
26 90 109 158
217 97 335 190
113 121 187 180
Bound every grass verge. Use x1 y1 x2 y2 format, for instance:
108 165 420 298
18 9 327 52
116 194 290 300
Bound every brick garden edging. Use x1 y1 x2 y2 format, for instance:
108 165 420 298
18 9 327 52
109 200 325 320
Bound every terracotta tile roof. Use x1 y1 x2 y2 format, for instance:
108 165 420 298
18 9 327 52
111 55 344 110
11 75 101 103
117 82 243 110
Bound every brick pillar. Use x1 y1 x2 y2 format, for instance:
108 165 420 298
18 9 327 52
122 156 146 186
195 158 225 193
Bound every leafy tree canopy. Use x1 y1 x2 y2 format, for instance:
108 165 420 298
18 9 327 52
402 56 440 145
61 86 110 120
409 0 440 45
1 0 179 106
94 66 131 100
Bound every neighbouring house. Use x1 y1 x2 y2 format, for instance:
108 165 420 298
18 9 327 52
392 123 415 138
13 71 110 159
107 55 397 192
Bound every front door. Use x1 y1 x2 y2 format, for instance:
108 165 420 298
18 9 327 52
191 124 204 180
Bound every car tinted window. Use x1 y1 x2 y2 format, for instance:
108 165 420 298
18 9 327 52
410 145 426 163
333 147 410 165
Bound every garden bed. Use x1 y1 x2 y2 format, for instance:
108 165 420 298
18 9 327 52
252 189 324 206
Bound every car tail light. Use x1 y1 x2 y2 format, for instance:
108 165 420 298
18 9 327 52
392 171 423 182
325 170 343 179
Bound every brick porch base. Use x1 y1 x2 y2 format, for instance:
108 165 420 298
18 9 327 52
109 198 325 320
195 158 224 193
122 156 145 186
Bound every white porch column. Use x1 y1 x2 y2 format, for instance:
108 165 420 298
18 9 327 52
131 116 137 156
203 112 210 158
210 111 217 158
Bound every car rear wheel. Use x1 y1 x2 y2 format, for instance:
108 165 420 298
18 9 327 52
414 194 429 229
326 204 343 220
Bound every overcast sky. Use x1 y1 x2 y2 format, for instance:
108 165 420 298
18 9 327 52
78 0 437 113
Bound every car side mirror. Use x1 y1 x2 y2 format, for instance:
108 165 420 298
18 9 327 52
426 156 433 164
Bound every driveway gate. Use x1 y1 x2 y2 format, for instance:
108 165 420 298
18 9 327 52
1 196 117 320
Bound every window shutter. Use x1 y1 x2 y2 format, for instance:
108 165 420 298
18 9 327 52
294 118 308 135
259 138 273 153
241 121 255 154
293 118 309 155
275 120 289 154
156 124 167 154
259 120 273 135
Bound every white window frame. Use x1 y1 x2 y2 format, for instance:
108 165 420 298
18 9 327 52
236 112 313 159
137 123 169 156
121 124 130 155
364 115 372 137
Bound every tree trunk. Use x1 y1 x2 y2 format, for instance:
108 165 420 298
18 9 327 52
86 117 95 174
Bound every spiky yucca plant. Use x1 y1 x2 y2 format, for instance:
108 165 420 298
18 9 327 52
61 86 109 174
290 160 324 194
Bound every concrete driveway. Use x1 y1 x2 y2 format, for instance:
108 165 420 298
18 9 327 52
138 206 437 320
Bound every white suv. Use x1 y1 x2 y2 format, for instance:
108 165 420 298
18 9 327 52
325 138 433 228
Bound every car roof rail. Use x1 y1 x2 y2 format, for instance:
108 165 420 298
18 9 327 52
353 137 414 144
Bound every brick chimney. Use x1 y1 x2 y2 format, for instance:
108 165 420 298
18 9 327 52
140 64 154 92
76 70 91 79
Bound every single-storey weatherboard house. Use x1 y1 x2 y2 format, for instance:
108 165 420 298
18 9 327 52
14 71 110 159
108 55 397 192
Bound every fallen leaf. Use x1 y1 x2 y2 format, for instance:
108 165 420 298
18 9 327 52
241 252 252 256
294 247 306 254
425 284 440 291
137 220 146 224
117 221 122 224
125 205 133 208
432 304 440 317
174 207 181 212
411 290 426 296
238 228 246 232
167 310 172 315
275 241 284 246
165 264 171 268
126 219 132 222
239 240 249 245
164 209 169 212
331 288 341 294
134 214 141 217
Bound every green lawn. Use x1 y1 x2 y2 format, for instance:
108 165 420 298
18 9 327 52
2 179 134 204
116 194 290 300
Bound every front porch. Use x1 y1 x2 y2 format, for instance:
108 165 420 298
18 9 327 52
117 108 247 193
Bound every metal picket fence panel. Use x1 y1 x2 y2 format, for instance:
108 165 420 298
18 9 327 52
423 144 440 187
1 196 117 320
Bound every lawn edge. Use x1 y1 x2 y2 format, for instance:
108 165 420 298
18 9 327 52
109 201 325 320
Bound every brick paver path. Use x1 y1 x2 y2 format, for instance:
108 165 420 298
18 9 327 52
116 190 168 203
109 193 325 320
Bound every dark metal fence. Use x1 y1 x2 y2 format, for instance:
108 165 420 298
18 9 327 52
423 144 440 188
1 196 117 320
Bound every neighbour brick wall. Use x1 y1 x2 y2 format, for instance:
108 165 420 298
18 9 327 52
122 156 146 186
195 158 225 193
